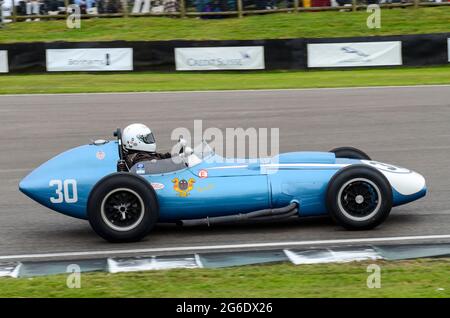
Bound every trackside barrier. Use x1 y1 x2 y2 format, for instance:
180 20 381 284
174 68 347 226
0 33 448 73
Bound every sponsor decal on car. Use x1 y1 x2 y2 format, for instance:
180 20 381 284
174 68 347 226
198 169 208 179
136 163 145 175
196 184 215 192
95 150 105 160
150 182 165 190
172 178 195 197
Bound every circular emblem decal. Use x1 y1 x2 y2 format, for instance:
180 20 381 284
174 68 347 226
198 169 208 179
96 151 106 160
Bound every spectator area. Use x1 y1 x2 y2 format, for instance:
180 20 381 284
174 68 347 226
0 6 448 42
1 0 449 21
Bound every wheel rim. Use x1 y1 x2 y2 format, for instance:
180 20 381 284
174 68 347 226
337 178 382 222
101 188 145 232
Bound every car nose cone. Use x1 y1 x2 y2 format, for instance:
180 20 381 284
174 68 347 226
19 170 41 202
387 170 426 196
19 177 29 195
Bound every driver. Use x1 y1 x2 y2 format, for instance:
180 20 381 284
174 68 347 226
122 123 171 168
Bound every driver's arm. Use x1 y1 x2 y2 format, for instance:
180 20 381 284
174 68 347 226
158 152 172 159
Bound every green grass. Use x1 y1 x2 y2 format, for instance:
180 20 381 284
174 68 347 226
0 66 449 94
1 259 449 297
0 7 449 43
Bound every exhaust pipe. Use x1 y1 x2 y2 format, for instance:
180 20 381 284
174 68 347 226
179 202 299 227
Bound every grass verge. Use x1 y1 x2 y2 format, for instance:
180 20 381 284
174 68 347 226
0 66 449 94
0 7 449 43
0 259 449 297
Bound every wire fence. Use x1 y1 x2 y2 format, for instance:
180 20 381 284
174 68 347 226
1 0 449 22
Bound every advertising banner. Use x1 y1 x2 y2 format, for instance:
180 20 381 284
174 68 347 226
448 38 450 62
175 46 265 71
307 41 402 67
46 48 133 71
0 51 8 73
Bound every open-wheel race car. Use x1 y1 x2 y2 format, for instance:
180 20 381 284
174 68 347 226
19 129 427 242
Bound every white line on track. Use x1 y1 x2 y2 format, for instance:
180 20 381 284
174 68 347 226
1 234 450 261
0 84 449 97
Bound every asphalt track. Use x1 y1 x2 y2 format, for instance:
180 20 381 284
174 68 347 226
1 85 450 261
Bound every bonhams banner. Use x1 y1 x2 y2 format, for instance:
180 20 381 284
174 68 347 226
175 46 265 71
0 51 8 73
307 41 402 68
46 48 133 72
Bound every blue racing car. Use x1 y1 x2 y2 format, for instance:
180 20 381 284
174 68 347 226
19 129 427 242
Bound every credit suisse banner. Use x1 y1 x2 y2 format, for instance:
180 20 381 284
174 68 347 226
46 48 133 72
0 51 8 73
307 41 402 68
175 46 265 71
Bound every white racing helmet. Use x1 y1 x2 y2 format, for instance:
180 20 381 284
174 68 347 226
122 123 156 153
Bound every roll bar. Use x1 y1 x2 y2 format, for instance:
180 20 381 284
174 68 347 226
114 128 128 171
113 128 124 160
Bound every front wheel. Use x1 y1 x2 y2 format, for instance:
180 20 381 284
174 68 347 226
87 173 159 243
326 165 392 230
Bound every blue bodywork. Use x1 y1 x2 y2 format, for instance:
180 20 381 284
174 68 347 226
19 141 427 222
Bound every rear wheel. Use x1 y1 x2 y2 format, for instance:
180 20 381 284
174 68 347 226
330 147 371 160
326 165 392 230
87 173 159 242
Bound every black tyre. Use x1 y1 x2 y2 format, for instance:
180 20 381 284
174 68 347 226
330 147 371 160
87 173 159 243
326 165 392 230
